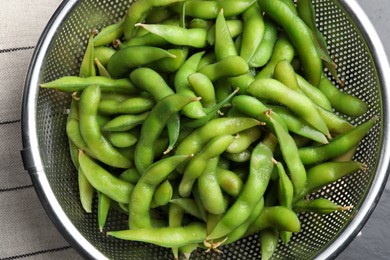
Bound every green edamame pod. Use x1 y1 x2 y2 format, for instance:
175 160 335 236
130 67 181 153
296 74 333 112
275 160 294 209
175 117 261 158
100 92 133 102
79 30 97 78
198 51 216 70
226 127 262 154
316 106 354 135
191 187 210 222
136 23 208 48
274 159 294 244
189 18 213 30
248 79 330 137
94 58 111 78
293 198 353 215
206 20 243 45
214 9 237 60
170 198 206 222
179 135 235 197
269 105 328 144
107 46 176 78
179 243 199 260
213 9 255 94
297 0 342 85
152 180 173 208
215 167 243 197
69 140 80 169
274 59 300 91
78 150 134 204
249 18 278 68
223 149 252 163
103 112 150 132
300 161 365 199
130 67 174 99
98 97 155 115
260 229 279 260
40 76 138 94
174 51 207 119
169 0 256 19
188 72 216 108
318 74 368 117
123 0 184 40
255 35 295 80
147 47 189 73
266 110 307 198
298 117 377 165
94 19 124 47
198 55 249 82
79 85 132 168
232 95 287 133
78 166 94 213
119 167 141 184
198 157 226 215
98 192 111 232
67 99 82 168
134 94 197 174
106 132 137 148
224 198 264 245
207 142 274 240
145 6 175 24
129 154 191 229
240 3 265 62
66 117 95 158
168 202 184 259
183 87 239 129
247 206 301 234
259 0 323 86
107 222 207 248
121 32 169 47
94 46 116 67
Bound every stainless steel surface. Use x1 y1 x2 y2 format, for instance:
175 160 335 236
21 0 390 259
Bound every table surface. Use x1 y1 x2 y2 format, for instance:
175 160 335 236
0 0 389 259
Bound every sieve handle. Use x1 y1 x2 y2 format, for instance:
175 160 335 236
20 146 44 174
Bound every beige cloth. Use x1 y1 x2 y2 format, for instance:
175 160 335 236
0 0 82 259
1 0 390 259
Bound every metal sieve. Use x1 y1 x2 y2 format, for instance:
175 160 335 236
21 0 390 259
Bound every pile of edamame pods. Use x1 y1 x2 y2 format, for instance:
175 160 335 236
40 0 376 259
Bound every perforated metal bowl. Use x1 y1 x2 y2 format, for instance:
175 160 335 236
21 0 390 259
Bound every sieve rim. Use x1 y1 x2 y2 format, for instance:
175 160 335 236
313 1 390 259
21 0 108 259
20 0 390 259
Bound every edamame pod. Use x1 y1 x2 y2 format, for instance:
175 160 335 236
259 0 323 86
134 94 198 174
129 154 191 229
79 85 132 168
136 23 208 48
78 150 134 204
107 46 176 78
298 117 377 165
293 198 352 215
198 157 227 215
179 135 235 197
40 76 138 94
169 0 256 19
248 79 330 137
207 142 274 240
107 222 207 248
